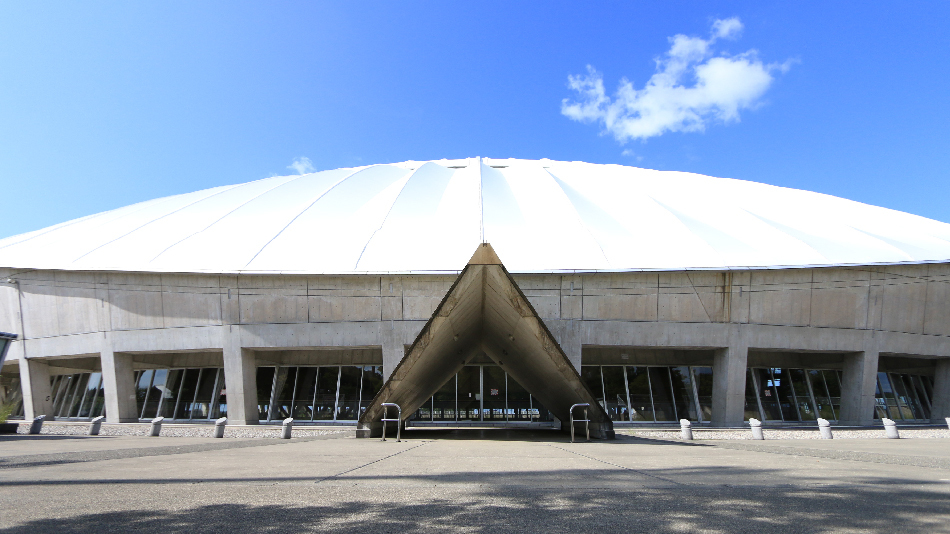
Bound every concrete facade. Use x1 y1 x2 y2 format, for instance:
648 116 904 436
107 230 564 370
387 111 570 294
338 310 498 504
2 262 950 426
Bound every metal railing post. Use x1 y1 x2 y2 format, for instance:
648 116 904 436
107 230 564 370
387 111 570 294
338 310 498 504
569 403 590 443
381 403 401 442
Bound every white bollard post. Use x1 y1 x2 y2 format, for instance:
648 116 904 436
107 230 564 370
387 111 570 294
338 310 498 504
281 417 293 439
882 418 899 439
88 415 105 436
149 416 164 437
213 417 227 438
817 418 833 439
679 419 693 440
28 415 46 435
749 418 764 440
945 417 950 431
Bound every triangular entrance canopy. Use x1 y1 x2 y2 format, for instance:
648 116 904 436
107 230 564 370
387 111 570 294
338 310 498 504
358 243 614 439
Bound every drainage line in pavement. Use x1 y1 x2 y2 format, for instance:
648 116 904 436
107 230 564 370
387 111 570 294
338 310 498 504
314 441 430 484
546 444 685 486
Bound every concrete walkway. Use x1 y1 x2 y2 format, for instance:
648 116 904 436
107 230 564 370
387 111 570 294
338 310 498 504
2 429 950 533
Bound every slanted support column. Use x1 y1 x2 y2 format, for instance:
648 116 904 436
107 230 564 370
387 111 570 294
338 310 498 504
839 350 879 426
223 328 258 425
101 343 138 423
930 358 950 421
712 342 748 426
19 358 54 420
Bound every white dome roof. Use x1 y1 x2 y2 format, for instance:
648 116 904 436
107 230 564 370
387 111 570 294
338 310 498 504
2 158 950 274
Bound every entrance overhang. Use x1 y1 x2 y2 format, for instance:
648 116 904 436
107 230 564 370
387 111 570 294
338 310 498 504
358 244 614 438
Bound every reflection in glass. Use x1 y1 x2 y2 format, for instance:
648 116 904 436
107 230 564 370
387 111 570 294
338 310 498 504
669 366 696 421
256 367 276 420
626 367 654 422
693 367 714 421
602 366 630 422
141 369 167 419
483 365 506 421
135 370 154 418
433 375 457 421
506 374 531 421
807 370 835 420
648 367 677 421
78 373 102 418
161 370 184 419
744 369 761 420
457 366 480 421
313 366 339 420
337 366 362 420
175 369 200 420
212 369 227 419
360 366 384 416
292 367 319 420
751 369 782 420
270 367 297 420
770 368 800 421
190 368 218 419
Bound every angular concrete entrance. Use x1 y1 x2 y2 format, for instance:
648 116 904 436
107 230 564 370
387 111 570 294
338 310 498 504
358 244 614 438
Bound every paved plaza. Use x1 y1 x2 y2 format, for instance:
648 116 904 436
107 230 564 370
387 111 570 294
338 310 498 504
2 429 950 533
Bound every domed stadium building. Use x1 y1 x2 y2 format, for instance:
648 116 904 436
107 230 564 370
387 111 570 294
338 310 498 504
1 157 949 436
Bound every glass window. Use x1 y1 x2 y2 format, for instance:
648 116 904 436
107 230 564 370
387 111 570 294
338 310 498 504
313 366 339 421
581 366 604 406
506 373 531 422
66 374 86 417
77 372 101 418
669 366 697 421
692 367 714 422
888 373 918 420
160 370 184 419
648 367 677 421
0 371 24 418
433 374 457 421
751 368 782 420
744 369 761 421
770 368 800 421
141 370 167 419
292 367 319 420
190 368 219 419
602 366 630 422
135 370 154 418
211 369 227 419
256 367 276 420
175 369 201 419
457 366 480 421
270 367 297 420
626 366 654 421
359 365 384 415
337 367 362 421
910 375 932 419
483 365 506 421
806 370 833 420
824 370 843 419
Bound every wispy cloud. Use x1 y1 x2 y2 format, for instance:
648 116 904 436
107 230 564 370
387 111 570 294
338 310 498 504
561 18 793 142
287 157 315 175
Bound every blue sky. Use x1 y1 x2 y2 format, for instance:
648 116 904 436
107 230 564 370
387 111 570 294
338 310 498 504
1 2 948 238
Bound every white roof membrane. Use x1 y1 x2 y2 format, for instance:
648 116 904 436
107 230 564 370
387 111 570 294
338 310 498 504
2 158 949 274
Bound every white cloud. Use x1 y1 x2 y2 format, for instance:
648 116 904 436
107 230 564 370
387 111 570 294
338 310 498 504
561 18 792 142
288 157 315 175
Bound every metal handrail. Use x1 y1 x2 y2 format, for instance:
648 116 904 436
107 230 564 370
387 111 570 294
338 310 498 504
381 403 402 442
569 403 590 443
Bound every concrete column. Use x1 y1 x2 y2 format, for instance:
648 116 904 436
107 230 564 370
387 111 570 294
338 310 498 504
223 328 258 425
838 350 879 426
18 359 54 420
930 358 950 421
711 342 748 426
100 342 138 423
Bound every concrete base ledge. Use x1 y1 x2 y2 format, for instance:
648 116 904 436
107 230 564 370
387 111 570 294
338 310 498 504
12 421 355 439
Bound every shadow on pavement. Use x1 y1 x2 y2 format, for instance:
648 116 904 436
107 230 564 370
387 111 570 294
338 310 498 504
1 466 949 533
